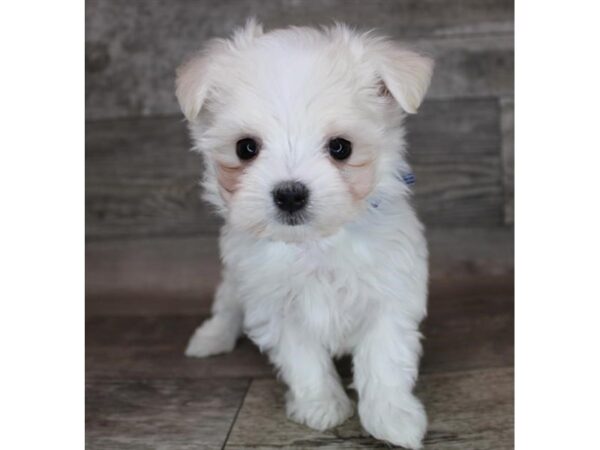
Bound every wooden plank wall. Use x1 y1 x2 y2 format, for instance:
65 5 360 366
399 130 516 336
85 0 514 239
85 0 513 119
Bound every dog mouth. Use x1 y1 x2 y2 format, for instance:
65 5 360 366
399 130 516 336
275 210 310 226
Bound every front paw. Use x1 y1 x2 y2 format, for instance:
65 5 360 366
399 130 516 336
286 390 354 431
184 321 237 358
359 392 427 450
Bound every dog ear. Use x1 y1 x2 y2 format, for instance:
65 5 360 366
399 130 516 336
374 43 434 114
175 48 215 121
175 18 264 121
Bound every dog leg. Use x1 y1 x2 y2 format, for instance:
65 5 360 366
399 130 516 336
270 327 353 431
353 316 427 450
185 275 242 358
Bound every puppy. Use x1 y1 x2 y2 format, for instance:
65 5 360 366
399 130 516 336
176 20 433 449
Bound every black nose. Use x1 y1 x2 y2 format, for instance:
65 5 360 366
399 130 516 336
272 181 309 214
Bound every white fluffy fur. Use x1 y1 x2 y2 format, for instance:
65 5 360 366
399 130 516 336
177 20 433 449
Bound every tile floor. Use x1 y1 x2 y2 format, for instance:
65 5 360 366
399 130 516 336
86 275 513 449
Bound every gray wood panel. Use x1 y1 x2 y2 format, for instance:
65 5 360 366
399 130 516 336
408 98 504 226
85 117 222 240
86 378 249 450
225 367 513 449
500 98 514 223
85 0 513 119
86 99 504 240
417 34 513 101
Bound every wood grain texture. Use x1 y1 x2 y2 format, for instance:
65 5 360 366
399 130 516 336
422 276 513 373
407 99 504 226
85 236 220 315
225 367 513 449
86 276 512 380
417 34 513 101
427 227 514 278
86 99 504 241
85 118 222 240
86 316 273 380
85 0 513 119
86 378 249 450
500 98 514 224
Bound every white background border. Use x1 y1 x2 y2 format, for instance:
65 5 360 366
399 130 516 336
516 1 600 448
1 0 599 448
0 1 84 449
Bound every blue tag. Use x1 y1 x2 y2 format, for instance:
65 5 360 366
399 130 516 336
369 171 415 209
401 172 416 186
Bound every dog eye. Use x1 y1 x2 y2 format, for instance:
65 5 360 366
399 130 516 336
236 138 260 161
328 138 352 161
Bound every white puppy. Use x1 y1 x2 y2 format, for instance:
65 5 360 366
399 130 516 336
176 20 433 449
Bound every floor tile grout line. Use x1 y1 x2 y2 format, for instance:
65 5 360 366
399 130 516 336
221 377 252 450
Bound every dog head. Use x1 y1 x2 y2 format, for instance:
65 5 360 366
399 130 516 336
176 20 433 242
